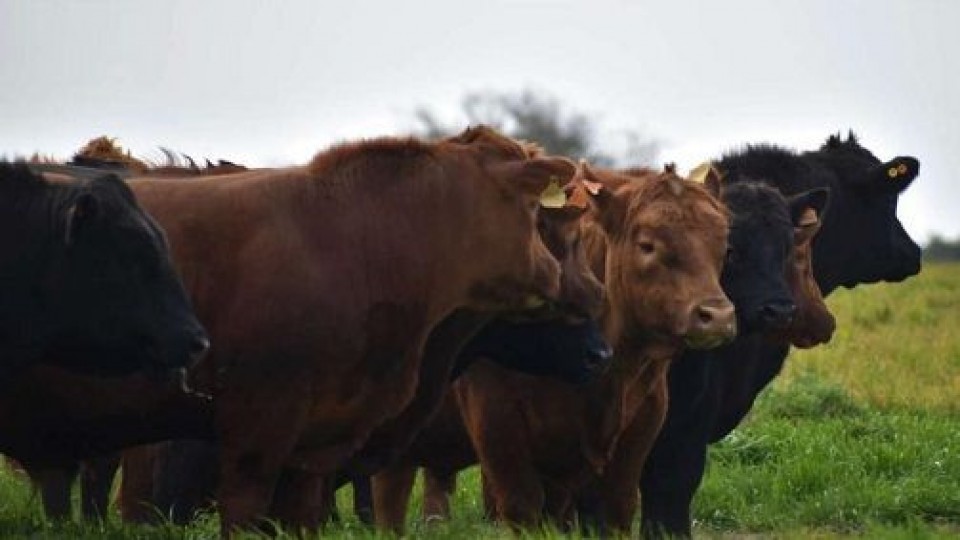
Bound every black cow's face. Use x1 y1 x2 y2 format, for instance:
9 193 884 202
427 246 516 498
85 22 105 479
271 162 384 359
720 182 796 334
462 317 612 385
45 174 208 377
814 133 921 293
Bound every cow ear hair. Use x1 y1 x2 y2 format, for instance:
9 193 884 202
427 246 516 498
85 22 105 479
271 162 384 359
64 192 100 245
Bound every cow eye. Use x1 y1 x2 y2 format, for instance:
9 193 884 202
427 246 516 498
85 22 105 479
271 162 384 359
637 241 656 255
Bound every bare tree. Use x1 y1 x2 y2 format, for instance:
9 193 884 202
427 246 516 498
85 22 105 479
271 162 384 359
412 89 659 167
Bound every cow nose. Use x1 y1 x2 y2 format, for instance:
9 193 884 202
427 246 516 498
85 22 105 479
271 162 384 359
585 343 613 370
686 298 737 349
758 300 797 329
189 333 211 362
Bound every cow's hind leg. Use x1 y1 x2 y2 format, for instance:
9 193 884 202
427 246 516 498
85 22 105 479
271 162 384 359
372 464 416 533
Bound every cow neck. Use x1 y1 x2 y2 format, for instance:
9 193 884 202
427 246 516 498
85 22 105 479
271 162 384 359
577 241 681 473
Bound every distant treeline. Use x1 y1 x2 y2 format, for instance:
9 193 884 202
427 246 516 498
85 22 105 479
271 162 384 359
923 235 960 261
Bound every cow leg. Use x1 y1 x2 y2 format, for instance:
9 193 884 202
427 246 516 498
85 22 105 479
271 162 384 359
267 467 328 532
638 439 705 539
153 440 219 525
118 445 161 524
482 460 545 529
372 465 416 533
422 467 455 522
480 470 496 520
595 385 669 535
351 474 374 525
80 454 121 520
24 462 79 521
543 481 574 531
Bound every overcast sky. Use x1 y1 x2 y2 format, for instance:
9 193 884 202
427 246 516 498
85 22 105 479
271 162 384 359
1 0 957 241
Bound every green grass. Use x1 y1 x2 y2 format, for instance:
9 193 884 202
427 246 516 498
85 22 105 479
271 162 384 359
1 263 958 538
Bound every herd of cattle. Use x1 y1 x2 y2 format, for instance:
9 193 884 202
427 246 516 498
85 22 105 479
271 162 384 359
0 127 921 538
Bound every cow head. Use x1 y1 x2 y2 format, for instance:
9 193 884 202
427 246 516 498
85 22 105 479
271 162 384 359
535 179 606 319
811 131 921 293
42 172 209 377
583 164 736 351
779 189 836 348
716 181 797 333
445 126 575 311
717 178 835 346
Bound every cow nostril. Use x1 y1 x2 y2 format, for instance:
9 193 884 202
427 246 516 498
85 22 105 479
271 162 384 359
759 301 797 325
696 306 715 326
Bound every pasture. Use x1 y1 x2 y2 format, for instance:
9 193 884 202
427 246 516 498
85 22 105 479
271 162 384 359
0 263 957 539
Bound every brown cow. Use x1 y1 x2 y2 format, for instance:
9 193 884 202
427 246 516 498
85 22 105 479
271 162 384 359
127 126 575 534
371 164 735 533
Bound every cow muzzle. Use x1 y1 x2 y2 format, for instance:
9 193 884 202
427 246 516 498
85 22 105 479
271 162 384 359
684 297 737 349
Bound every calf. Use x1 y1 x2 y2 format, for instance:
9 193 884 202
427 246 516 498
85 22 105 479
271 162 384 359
638 132 921 538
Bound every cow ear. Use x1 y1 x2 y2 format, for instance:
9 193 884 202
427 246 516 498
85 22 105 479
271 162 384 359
491 157 577 199
64 192 100 245
788 188 830 244
580 162 626 235
688 161 723 199
871 156 919 192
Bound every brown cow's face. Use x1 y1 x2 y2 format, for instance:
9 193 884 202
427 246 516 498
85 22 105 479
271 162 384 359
588 167 736 350
780 210 835 348
537 199 605 319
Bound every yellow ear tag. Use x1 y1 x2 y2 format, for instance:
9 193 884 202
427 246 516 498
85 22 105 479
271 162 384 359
887 167 899 178
539 179 567 209
688 161 714 184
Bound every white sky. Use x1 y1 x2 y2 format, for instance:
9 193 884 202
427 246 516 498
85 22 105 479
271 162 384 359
1 0 957 241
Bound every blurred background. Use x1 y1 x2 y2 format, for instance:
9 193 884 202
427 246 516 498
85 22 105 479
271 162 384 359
1 0 957 246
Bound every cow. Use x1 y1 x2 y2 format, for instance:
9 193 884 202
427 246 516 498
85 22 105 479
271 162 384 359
374 173 833 533
0 161 208 381
114 165 613 528
638 132 921 538
431 163 735 534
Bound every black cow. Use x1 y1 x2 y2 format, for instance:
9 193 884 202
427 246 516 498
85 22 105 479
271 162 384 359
0 161 208 380
638 132 921 538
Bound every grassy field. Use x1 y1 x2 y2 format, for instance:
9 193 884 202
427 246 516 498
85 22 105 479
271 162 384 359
1 263 958 538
